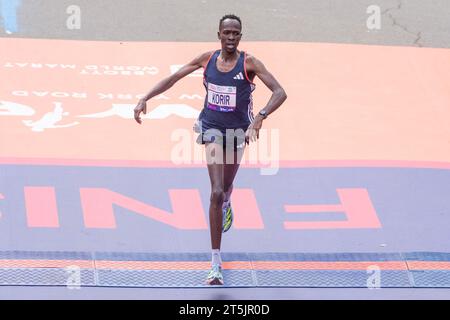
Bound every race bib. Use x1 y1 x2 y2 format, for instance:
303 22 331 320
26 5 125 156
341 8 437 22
207 83 237 112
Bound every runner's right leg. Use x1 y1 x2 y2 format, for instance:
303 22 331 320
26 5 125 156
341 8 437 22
205 142 225 284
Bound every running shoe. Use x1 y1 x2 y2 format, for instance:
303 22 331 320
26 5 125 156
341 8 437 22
206 264 224 285
222 201 233 233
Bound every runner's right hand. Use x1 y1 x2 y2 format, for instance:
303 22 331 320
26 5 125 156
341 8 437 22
134 99 147 124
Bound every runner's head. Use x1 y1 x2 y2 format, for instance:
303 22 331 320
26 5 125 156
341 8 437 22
218 14 242 54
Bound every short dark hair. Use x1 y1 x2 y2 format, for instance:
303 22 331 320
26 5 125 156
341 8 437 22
219 14 242 30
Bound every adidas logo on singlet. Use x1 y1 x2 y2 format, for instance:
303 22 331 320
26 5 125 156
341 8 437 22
233 72 244 80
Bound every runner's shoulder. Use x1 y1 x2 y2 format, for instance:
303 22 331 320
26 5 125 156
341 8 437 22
244 52 261 71
193 50 217 67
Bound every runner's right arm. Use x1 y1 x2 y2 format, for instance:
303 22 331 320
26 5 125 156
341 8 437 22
134 51 213 124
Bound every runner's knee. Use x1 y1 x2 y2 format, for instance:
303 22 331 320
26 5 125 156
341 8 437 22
210 188 225 205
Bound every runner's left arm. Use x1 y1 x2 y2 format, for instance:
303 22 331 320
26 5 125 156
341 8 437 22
245 55 287 142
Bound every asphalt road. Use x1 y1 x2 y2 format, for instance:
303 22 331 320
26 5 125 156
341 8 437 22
0 0 449 47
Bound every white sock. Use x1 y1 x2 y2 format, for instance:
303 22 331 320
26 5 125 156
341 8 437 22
212 249 222 266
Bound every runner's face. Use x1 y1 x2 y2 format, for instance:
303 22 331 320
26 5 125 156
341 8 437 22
218 19 242 53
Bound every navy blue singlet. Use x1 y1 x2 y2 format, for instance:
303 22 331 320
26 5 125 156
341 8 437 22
198 50 255 133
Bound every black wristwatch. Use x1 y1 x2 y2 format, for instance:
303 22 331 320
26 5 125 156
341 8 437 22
258 110 268 119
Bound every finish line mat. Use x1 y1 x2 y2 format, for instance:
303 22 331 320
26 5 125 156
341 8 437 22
0 251 449 288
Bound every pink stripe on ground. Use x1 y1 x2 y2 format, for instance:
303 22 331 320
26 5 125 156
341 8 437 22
0 260 94 268
95 261 209 270
0 260 449 271
251 261 408 270
95 261 251 270
1 157 450 170
407 261 450 270
0 259 406 270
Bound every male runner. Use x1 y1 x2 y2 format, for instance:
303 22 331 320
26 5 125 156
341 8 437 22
134 14 287 285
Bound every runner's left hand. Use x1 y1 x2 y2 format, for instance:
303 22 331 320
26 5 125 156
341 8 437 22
245 117 263 144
